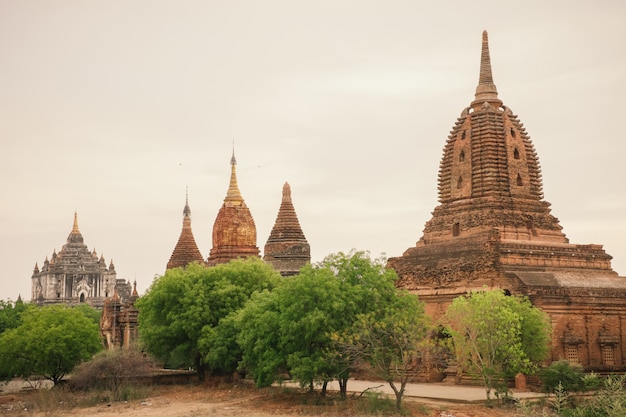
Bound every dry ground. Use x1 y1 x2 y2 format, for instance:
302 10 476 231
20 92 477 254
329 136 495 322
0 382 531 417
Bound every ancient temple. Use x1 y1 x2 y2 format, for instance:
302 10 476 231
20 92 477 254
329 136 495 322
100 282 140 349
31 212 133 308
166 191 205 270
388 31 626 371
264 182 311 276
206 151 260 265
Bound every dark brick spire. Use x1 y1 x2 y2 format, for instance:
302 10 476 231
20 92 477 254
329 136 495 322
166 191 205 270
264 182 310 276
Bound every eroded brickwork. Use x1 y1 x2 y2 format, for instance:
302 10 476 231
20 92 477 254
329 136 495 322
264 182 311 276
206 152 260 265
100 282 139 349
166 193 205 270
388 31 626 371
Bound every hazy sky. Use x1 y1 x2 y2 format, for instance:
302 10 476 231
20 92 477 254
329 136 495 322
2 1 625 301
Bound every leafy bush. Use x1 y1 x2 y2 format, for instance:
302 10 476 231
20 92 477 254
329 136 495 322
539 361 586 393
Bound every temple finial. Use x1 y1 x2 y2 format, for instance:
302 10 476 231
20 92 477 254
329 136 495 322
282 182 292 203
225 148 243 203
184 186 191 217
72 211 80 234
473 30 501 106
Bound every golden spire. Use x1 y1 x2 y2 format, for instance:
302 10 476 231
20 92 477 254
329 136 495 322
473 30 501 107
225 148 243 204
72 211 80 234
67 211 84 243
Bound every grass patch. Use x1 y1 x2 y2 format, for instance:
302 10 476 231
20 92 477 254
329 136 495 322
355 391 409 416
10 383 153 414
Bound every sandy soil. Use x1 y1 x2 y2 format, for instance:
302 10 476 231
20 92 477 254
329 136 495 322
1 383 527 417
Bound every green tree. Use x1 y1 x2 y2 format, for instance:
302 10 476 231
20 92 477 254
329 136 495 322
238 250 400 397
445 289 551 402
338 292 431 410
136 266 194 370
239 265 345 392
0 304 102 383
137 258 281 378
74 303 102 326
0 298 33 335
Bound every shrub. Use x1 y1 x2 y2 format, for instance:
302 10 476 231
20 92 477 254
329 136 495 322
539 361 586 393
69 348 155 392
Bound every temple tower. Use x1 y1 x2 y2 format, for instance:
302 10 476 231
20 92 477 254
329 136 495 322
264 182 311 276
100 281 139 349
31 212 131 308
388 31 626 371
206 151 260 265
166 190 205 270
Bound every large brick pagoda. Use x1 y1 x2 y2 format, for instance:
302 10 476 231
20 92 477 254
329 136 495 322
263 182 311 276
388 31 626 371
206 151 260 265
166 191 205 270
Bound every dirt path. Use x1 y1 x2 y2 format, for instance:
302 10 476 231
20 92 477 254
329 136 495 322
1 384 528 417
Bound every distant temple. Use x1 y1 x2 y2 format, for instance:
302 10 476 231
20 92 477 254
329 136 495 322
388 31 626 371
31 212 133 309
264 182 311 276
165 153 310 276
166 190 205 270
206 150 261 265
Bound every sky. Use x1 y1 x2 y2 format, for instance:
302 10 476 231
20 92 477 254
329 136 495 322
1 1 626 301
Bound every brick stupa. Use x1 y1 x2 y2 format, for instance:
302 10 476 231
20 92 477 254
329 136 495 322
166 191 205 270
206 151 260 265
264 182 311 276
388 31 626 371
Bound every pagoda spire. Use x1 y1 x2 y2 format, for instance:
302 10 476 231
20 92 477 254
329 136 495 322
473 30 501 107
225 147 243 204
184 186 191 218
67 211 84 244
166 189 205 270
72 211 80 233
263 181 310 276
207 149 259 265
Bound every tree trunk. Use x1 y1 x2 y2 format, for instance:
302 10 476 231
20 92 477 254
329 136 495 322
338 375 348 399
195 354 205 382
388 381 405 411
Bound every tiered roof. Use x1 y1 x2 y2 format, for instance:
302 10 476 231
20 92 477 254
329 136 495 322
427 30 565 245
166 192 205 270
264 182 311 276
36 212 112 277
388 31 616 289
31 212 123 307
